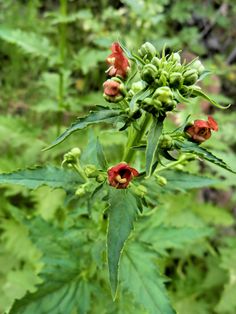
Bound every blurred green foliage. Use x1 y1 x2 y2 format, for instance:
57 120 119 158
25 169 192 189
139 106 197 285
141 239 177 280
0 0 235 313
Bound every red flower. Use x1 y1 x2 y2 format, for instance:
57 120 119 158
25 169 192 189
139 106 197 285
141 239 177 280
103 80 121 97
106 42 130 78
108 162 139 189
185 116 218 143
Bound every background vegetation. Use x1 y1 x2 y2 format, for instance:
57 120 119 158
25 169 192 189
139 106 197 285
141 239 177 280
0 0 235 313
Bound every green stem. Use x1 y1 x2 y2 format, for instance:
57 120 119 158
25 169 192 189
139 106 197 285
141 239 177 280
123 113 151 163
154 154 191 173
57 0 68 135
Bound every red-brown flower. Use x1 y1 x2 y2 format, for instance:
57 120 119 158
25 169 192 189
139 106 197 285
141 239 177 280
107 162 139 189
185 116 218 143
106 42 130 78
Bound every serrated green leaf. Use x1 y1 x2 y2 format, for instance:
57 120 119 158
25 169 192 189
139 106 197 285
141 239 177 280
0 166 84 190
45 109 123 150
121 242 176 314
191 88 231 109
0 27 57 60
161 170 220 191
177 140 235 173
9 218 92 314
107 189 138 299
146 116 164 176
96 137 108 169
138 226 213 252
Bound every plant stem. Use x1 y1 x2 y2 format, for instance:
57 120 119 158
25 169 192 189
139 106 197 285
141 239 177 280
57 0 68 135
154 154 191 173
123 113 151 163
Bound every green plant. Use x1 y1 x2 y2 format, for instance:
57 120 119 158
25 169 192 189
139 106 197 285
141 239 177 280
0 40 235 314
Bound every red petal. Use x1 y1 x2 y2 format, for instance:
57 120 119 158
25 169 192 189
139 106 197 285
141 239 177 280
208 116 218 131
194 119 210 128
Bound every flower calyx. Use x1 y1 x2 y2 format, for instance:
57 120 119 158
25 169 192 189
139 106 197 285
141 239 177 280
107 162 139 189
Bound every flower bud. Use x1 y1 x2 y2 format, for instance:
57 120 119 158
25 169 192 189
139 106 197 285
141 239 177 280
131 80 147 94
155 175 167 186
96 174 106 183
75 185 87 197
158 135 173 150
169 72 183 88
141 64 158 83
70 147 81 158
151 56 161 68
183 69 198 85
138 42 157 60
153 86 173 103
103 78 125 103
191 60 205 75
172 52 181 63
133 185 147 198
84 164 98 178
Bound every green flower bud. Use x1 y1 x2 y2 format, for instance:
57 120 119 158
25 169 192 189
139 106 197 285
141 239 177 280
70 147 81 158
172 52 181 63
155 175 167 186
191 60 205 75
151 56 161 68
138 42 157 60
96 174 106 183
75 185 87 197
169 72 183 88
84 164 98 178
141 64 158 83
133 185 147 198
153 86 173 103
159 135 173 150
131 80 147 93
183 69 198 85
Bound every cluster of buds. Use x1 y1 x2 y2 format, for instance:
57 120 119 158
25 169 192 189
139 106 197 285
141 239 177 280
138 42 204 90
103 41 206 120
